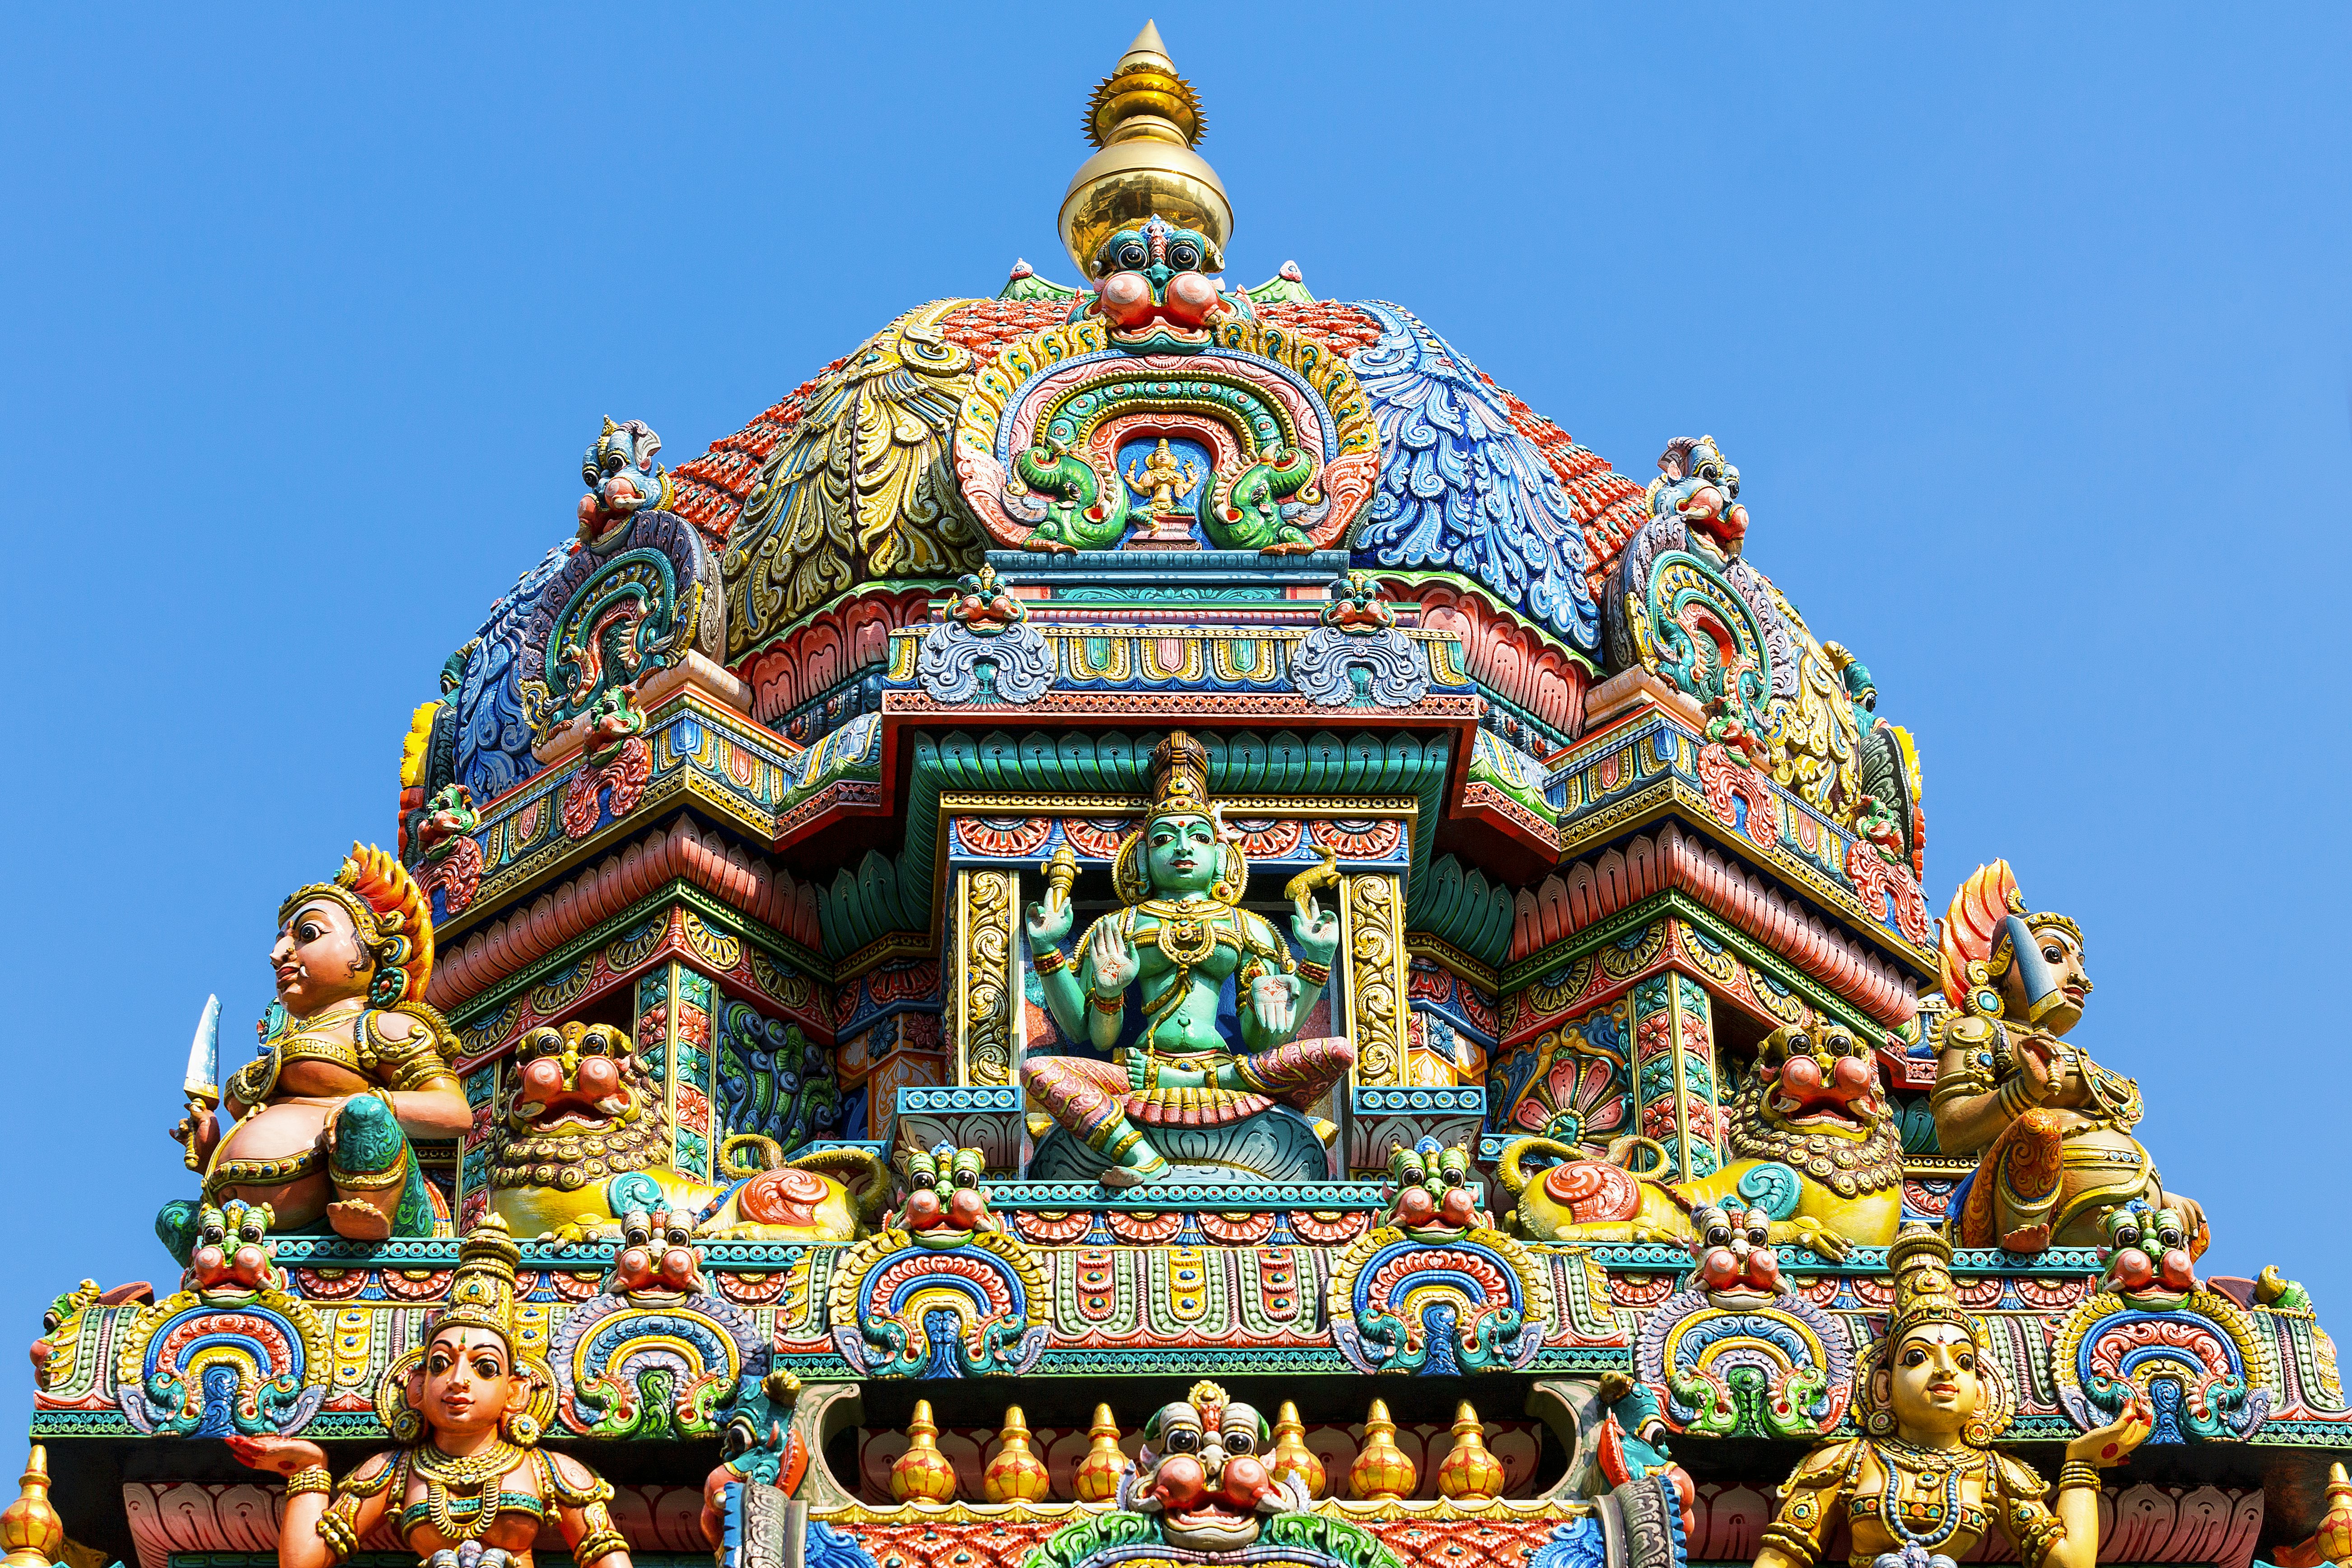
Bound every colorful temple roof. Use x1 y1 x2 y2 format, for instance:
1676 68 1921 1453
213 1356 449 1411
15 23 2352 1568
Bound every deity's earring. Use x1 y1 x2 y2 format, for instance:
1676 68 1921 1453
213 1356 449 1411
390 1377 426 1443
504 1406 543 1446
1863 1365 1896 1436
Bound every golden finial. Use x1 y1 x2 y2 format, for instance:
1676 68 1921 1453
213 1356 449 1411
890 1400 959 1503
983 1405 1050 1503
1073 1404 1128 1503
1435 1401 1504 1503
1349 1399 1416 1502
0 1447 65 1568
1059 23 1232 274
1269 1399 1325 1499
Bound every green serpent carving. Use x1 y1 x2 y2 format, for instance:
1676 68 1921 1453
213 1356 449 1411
1016 434 1128 551
1207 444 1317 551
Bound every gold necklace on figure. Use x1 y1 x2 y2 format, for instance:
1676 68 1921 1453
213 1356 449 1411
412 1439 526 1541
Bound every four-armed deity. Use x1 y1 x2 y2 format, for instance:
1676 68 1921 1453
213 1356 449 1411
1020 731 1353 1185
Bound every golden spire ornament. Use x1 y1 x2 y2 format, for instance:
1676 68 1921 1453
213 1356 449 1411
1073 1404 1128 1503
1349 1398 1416 1501
891 1400 959 1503
1059 22 1233 273
983 1405 1051 1503
0 1447 65 1568
1270 1399 1325 1499
1435 1402 1504 1503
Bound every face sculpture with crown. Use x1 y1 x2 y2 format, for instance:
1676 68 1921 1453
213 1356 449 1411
160 845 473 1263
1753 1227 2148 1568
1021 732 1351 1185
227 1215 632 1568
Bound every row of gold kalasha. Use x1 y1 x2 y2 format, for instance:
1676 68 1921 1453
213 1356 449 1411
891 1398 1501 1505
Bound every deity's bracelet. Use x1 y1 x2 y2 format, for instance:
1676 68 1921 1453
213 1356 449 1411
1031 945 1070 976
285 1465 334 1497
1091 991 1125 1014
2058 1459 2103 1491
1294 959 1330 987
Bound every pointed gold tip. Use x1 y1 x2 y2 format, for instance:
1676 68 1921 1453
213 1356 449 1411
1092 1403 1117 1428
1455 1400 1481 1426
1003 1405 1027 1429
1125 19 1169 63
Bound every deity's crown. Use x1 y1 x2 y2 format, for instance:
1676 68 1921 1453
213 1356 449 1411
1147 729 1213 822
1885 1224 1970 1342
435 1213 522 1345
277 842 434 1008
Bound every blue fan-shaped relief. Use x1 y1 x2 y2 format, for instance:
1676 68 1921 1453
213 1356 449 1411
451 542 574 800
1348 301 1600 656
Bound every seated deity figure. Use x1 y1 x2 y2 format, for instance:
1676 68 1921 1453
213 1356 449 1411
228 1214 631 1568
163 845 471 1257
1021 732 1353 1185
1932 861 2205 1255
1754 1226 2147 1568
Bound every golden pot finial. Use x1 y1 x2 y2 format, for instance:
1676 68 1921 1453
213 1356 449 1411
1059 21 1232 275
0 1446 65 1568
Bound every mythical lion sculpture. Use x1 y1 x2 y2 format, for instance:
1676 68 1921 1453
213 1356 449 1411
489 1021 879 1243
1500 1020 1902 1260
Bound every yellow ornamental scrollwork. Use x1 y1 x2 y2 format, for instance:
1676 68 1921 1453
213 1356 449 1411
723 300 986 656
959 869 1017 1087
1346 873 1407 1086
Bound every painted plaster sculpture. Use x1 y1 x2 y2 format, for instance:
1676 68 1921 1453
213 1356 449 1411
1933 861 2204 1254
1019 731 1351 1184
161 845 467 1259
1752 1227 2148 1568
226 1216 631 1568
25 23 2352 1568
1501 1021 1903 1259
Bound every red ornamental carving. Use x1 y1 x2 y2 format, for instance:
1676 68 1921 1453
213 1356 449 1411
1308 817 1403 857
415 835 483 917
1059 817 1131 859
1845 837 1932 944
1390 578 1590 740
737 1167 835 1229
954 817 1055 857
1225 817 1304 858
1508 825 1918 1027
1695 742 1781 849
738 588 933 726
561 736 651 839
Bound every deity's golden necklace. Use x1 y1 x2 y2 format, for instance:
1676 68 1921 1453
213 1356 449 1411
411 1439 527 1541
1140 899 1223 966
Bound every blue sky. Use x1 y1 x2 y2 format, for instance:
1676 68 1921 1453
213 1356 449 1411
3 4 2348 1429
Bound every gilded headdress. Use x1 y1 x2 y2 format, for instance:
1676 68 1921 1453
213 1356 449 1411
278 842 434 1008
378 1214 555 1446
435 1211 521 1342
1112 731 1247 905
1937 859 2081 1021
1857 1225 2012 1445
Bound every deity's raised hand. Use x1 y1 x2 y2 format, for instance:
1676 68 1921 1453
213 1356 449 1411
1251 970 1301 1035
2066 1389 2153 1467
1089 920 1140 994
1291 893 1341 964
1026 883 1073 947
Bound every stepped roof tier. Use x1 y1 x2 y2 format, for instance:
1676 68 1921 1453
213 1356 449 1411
17 23 2351 1568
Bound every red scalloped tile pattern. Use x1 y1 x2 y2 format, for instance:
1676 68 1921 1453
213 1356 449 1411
937 295 1078 363
665 360 843 544
1491 384 1652 591
1257 299 1387 354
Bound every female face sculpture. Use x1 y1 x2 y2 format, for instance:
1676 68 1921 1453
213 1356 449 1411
270 896 373 1014
1143 813 1221 897
1886 1322 1983 1442
412 1325 523 1447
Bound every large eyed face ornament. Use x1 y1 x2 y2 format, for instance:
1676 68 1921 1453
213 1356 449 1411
1091 217 1227 345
